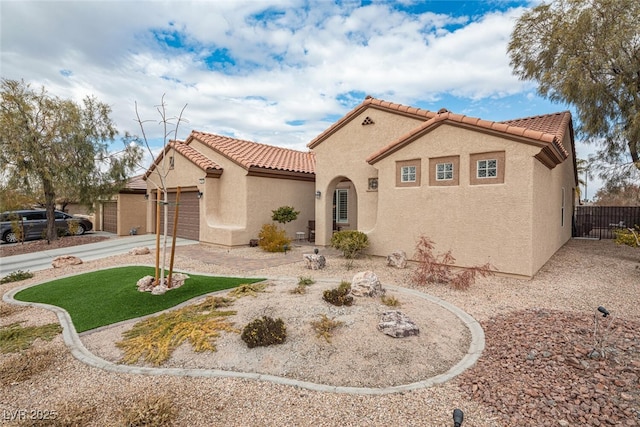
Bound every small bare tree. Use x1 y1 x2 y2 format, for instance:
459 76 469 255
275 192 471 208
134 95 188 288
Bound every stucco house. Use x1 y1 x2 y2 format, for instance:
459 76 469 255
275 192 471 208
143 131 315 245
308 96 578 278
95 175 147 236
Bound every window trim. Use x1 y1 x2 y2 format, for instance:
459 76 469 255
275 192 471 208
429 155 460 186
395 159 421 187
470 152 505 185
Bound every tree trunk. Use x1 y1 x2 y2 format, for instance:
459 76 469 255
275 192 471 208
43 178 57 242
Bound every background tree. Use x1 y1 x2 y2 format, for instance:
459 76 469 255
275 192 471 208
593 184 640 206
0 78 142 241
508 0 640 186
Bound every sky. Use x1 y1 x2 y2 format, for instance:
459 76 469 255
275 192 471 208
0 0 601 198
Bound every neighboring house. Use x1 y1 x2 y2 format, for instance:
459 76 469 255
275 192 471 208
94 175 147 235
143 131 315 245
308 96 578 278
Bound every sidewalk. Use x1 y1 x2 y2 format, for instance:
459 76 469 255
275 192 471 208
0 234 198 276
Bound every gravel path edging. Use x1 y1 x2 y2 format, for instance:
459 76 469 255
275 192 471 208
3 271 484 396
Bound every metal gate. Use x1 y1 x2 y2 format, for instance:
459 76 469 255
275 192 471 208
573 206 640 239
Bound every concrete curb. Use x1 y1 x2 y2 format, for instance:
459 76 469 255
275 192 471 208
3 270 484 395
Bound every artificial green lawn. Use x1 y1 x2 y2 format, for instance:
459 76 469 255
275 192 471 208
14 266 264 333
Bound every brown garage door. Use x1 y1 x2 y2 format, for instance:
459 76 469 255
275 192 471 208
156 191 200 241
103 201 117 234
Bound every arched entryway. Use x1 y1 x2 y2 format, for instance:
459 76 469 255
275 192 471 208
316 176 358 246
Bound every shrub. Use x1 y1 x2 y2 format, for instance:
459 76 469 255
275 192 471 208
67 220 80 236
258 223 292 252
413 235 494 291
381 294 400 307
271 205 300 224
0 322 62 353
290 276 315 294
117 394 177 427
241 316 287 348
310 314 344 343
330 230 369 259
0 269 34 284
614 226 640 247
228 282 268 298
322 281 353 306
9 215 24 243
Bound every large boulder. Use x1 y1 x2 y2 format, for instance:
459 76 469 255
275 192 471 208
51 255 83 268
378 311 420 338
386 250 407 269
303 254 326 270
350 271 385 297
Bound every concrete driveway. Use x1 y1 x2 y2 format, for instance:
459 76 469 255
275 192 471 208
0 233 198 276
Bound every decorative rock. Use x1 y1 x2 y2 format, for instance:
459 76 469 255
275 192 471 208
386 250 407 268
303 254 326 270
350 271 385 297
137 273 190 293
129 246 150 255
378 311 420 338
51 255 83 268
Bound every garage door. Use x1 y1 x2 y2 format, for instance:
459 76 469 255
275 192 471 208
103 201 117 234
157 191 200 241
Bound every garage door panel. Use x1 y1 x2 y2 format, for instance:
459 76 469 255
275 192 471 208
157 191 199 240
103 202 117 234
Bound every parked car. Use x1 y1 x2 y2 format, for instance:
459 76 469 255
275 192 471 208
0 209 93 243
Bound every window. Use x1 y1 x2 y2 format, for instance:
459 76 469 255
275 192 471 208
396 159 421 187
334 189 348 223
561 187 565 227
169 156 175 170
436 163 453 181
429 156 459 186
401 166 416 182
470 152 505 185
477 159 497 178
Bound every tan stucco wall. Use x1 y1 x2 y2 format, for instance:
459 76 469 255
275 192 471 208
313 112 575 277
145 143 314 246
117 193 147 236
530 132 576 274
313 108 424 245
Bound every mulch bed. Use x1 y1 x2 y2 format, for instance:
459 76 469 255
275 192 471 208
457 309 640 426
0 235 110 257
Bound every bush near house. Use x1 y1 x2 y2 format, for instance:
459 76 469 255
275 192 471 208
258 223 292 252
330 230 369 259
614 226 640 248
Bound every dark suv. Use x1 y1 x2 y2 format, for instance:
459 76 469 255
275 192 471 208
0 209 93 243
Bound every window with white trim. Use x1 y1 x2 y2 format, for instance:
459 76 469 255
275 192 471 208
477 159 497 178
334 189 348 223
436 162 454 181
401 165 416 182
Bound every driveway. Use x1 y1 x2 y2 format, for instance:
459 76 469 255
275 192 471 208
0 233 198 276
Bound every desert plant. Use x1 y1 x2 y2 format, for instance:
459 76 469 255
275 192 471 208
241 316 287 348
0 269 34 284
330 230 369 259
66 219 80 236
0 322 62 353
322 281 353 306
228 282 268 298
271 205 300 224
258 223 292 253
117 394 177 427
614 226 640 247
381 294 400 307
43 402 98 427
290 276 315 294
413 235 493 290
310 314 344 343
117 296 237 365
0 346 63 385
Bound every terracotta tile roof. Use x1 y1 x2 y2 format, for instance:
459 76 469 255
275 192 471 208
307 96 437 149
366 108 573 167
189 131 315 174
143 140 223 180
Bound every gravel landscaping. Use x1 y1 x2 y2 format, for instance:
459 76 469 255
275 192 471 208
1 238 639 426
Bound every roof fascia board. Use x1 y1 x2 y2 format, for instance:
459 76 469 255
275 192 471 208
247 166 316 182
